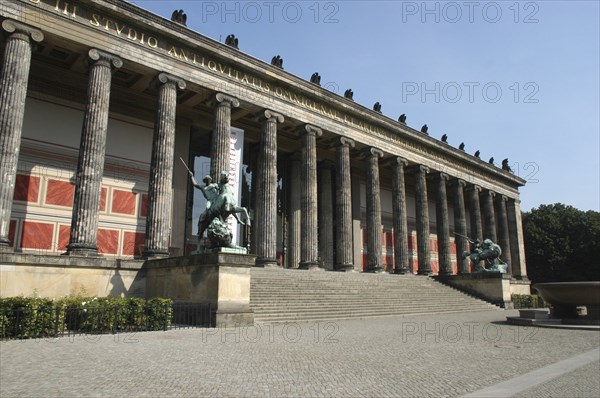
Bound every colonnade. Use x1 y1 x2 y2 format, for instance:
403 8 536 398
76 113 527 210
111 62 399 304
0 20 528 279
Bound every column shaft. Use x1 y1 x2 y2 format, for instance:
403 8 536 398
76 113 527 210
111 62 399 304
299 125 322 269
414 165 432 274
391 157 409 274
435 173 452 275
255 110 283 266
143 73 186 258
495 195 512 272
365 148 384 272
452 180 470 274
466 185 483 242
286 154 301 268
210 93 239 181
481 190 498 242
507 198 528 279
335 137 355 271
67 49 122 256
318 161 335 270
0 21 43 249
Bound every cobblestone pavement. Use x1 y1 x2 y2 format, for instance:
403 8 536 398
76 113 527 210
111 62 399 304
1 310 599 397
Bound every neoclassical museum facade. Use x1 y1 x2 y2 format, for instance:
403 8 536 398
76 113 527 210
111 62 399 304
0 0 528 298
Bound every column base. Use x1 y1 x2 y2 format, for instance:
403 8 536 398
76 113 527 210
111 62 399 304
418 269 433 276
0 239 13 253
365 265 385 273
394 268 409 275
142 248 170 259
335 263 355 272
65 243 100 257
299 261 320 270
255 257 278 268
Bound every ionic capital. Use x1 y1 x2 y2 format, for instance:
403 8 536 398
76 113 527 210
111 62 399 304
481 189 496 199
338 136 355 149
450 178 467 188
434 172 450 182
214 92 240 108
298 124 323 137
257 109 284 123
88 48 122 69
497 194 509 203
2 20 44 43
465 184 482 193
362 147 383 159
156 72 186 90
388 156 408 168
408 164 430 175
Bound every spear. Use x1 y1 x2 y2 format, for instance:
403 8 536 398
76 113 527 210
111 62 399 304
454 232 476 245
179 157 193 174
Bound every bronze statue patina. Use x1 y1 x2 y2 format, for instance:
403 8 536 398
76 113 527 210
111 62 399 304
459 234 508 273
182 159 250 249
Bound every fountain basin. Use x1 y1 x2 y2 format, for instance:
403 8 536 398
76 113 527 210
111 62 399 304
534 282 600 320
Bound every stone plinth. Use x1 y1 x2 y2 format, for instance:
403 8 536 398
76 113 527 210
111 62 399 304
435 272 513 308
145 253 255 327
0 253 145 298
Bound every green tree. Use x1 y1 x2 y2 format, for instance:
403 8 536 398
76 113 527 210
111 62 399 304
522 203 600 283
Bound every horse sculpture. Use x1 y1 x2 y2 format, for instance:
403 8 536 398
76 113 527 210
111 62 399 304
461 238 508 273
188 169 250 248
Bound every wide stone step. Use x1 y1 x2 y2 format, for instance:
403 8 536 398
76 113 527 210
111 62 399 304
249 269 498 323
253 307 499 324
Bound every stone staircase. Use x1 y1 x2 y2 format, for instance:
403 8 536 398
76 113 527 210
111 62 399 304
250 268 500 323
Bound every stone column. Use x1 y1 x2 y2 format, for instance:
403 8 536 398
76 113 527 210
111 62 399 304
67 49 122 256
286 153 301 268
465 184 483 270
451 179 470 274
495 194 512 272
143 73 186 258
299 124 322 270
364 148 384 273
481 189 498 242
413 165 432 275
0 20 43 250
318 161 335 270
254 110 284 266
335 137 355 272
210 93 239 181
507 198 528 279
434 173 452 275
391 157 409 274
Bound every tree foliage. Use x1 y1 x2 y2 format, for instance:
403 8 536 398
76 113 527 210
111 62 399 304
522 203 600 283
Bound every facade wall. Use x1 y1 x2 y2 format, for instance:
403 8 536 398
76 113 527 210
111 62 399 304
8 97 165 258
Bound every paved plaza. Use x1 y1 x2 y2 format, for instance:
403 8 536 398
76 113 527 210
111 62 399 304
1 309 599 397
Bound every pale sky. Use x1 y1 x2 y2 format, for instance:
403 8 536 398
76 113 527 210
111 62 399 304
134 0 600 212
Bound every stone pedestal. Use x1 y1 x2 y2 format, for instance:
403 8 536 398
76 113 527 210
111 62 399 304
143 73 186 258
0 20 43 250
435 272 513 308
335 137 355 272
145 252 256 327
67 49 122 256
